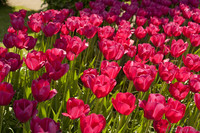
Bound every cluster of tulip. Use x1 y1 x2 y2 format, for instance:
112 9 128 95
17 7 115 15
0 0 200 132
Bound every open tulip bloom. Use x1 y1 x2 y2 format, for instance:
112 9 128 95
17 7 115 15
1 0 200 132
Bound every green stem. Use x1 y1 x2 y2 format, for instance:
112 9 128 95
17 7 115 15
94 98 100 114
194 111 200 128
144 120 152 133
127 81 133 92
0 106 4 133
115 114 125 133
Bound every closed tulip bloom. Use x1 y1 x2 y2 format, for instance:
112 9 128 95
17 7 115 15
175 67 192 82
149 51 164 64
66 36 88 61
163 22 182 37
13 99 38 123
150 33 166 47
150 16 162 26
173 15 185 25
135 26 147 39
62 98 90 120
194 93 200 111
112 92 136 115
165 98 186 123
75 2 83 10
45 48 66 64
169 82 190 101
100 60 121 79
170 39 188 58
30 116 60 133
159 61 178 83
176 126 200 133
136 16 147 26
24 50 46 71
0 61 11 82
98 39 124 60
190 34 200 47
80 113 106 133
182 26 196 38
183 54 200 72
81 68 99 88
98 26 115 40
5 52 23 71
192 10 200 23
139 94 166 121
3 33 19 48
153 119 170 133
31 79 57 102
91 75 116 98
9 13 24 30
0 82 15 106
189 74 200 93
28 13 43 33
146 24 160 36
42 22 61 37
23 36 37 50
0 47 7 58
45 61 69 80
133 65 157 92
123 61 143 80
137 43 155 61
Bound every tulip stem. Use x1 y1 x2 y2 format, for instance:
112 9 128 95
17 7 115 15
94 98 100 114
166 122 171 133
0 106 4 133
194 111 200 128
127 81 133 92
115 114 125 133
144 120 152 133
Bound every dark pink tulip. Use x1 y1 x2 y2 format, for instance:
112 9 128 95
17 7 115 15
0 47 7 58
30 116 60 133
150 16 162 26
160 45 170 56
75 2 83 10
146 24 160 36
42 22 61 37
192 10 200 24
53 9 69 23
31 79 57 102
182 26 196 38
135 26 147 39
136 16 147 26
170 39 188 58
159 61 178 83
28 13 43 33
65 16 80 32
13 99 38 123
189 74 200 93
3 33 20 48
91 75 116 98
98 26 115 40
176 126 200 133
183 54 200 72
100 60 121 79
53 35 70 50
112 92 136 115
139 94 166 121
78 24 98 39
89 14 103 27
126 45 137 58
137 43 155 61
62 98 90 120
133 64 157 92
23 36 37 50
165 98 186 123
45 61 69 81
194 93 200 111
153 119 170 133
9 13 24 30
163 22 182 37
60 24 69 35
173 15 185 25
175 67 192 82
81 68 99 88
38 73 52 84
150 33 166 47
0 61 10 82
66 36 88 61
45 48 66 64
0 82 15 106
149 51 164 64
169 82 190 101
190 34 200 47
24 50 46 71
5 52 23 71
80 113 106 133
41 9 56 23
181 6 192 19
188 22 200 34
98 39 124 60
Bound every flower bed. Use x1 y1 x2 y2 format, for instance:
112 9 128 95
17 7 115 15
0 0 200 132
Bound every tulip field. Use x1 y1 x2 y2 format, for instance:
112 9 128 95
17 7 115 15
1 0 200 132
